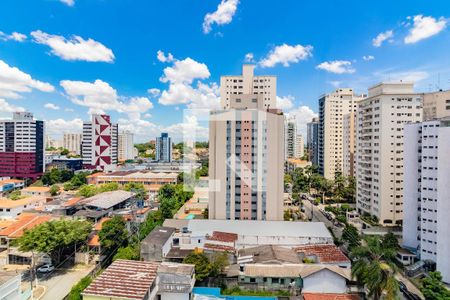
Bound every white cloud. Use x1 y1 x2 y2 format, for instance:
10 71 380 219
160 57 210 84
203 0 239 34
0 31 27 42
31 30 114 62
244 53 254 62
276 95 294 111
372 30 394 47
144 113 152 118
60 79 153 117
147 88 161 97
362 55 375 61
316 60 355 74
0 99 25 115
259 43 313 68
60 0 75 6
64 108 74 112
44 103 60 110
0 59 55 99
156 50 174 63
404 15 447 44
46 118 83 135
286 106 318 137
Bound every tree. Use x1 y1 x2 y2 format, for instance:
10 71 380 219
99 216 128 259
77 185 98 197
183 252 212 281
350 236 399 299
67 275 92 300
421 271 450 300
49 185 59 196
382 232 400 256
123 182 146 200
158 184 176 200
60 148 70 156
210 252 229 277
342 224 361 251
139 211 163 240
17 219 92 264
113 245 140 261
8 190 24 200
98 182 119 193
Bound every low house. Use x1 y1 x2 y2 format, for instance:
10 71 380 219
156 262 195 300
21 186 51 197
294 244 351 268
0 179 24 197
303 293 360 300
237 245 301 265
0 197 47 219
141 226 175 262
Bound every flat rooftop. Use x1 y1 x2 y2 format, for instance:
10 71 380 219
82 190 135 209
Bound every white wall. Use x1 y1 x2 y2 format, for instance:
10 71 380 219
302 269 347 294
160 293 190 300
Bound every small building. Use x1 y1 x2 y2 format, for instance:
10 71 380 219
156 262 195 300
286 158 312 173
237 245 301 265
0 179 24 197
0 197 47 219
80 190 135 212
47 157 83 171
141 226 176 262
21 186 51 197
396 248 416 266
303 293 360 300
294 244 351 268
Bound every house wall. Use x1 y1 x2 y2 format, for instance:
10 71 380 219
160 292 190 300
302 269 347 294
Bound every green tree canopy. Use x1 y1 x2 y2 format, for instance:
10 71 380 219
183 252 212 281
113 244 140 261
50 185 59 196
421 271 450 300
99 216 128 260
342 224 361 251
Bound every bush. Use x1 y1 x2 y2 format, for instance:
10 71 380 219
67 275 92 300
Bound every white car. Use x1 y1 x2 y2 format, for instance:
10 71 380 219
37 264 55 273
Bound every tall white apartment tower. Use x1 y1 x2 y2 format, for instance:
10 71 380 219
356 82 422 226
118 131 135 161
403 118 450 283
82 114 118 170
318 88 364 179
343 112 357 177
63 133 82 155
284 116 297 160
209 65 284 221
295 134 304 159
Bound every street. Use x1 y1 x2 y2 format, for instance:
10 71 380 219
301 199 343 239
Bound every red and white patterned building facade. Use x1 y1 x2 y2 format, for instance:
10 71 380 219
82 114 118 170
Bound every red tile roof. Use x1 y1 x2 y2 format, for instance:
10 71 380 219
203 243 235 252
294 244 350 264
303 293 360 300
87 234 100 247
207 231 238 243
94 217 111 231
62 197 83 207
0 214 52 238
82 260 160 300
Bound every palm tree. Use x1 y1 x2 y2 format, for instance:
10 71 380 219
350 236 399 299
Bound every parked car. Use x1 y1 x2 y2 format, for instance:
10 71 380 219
37 264 55 273
399 281 407 292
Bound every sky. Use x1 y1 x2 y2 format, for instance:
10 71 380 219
0 0 449 142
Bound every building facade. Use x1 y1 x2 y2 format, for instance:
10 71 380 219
403 118 450 283
318 89 364 179
356 82 422 226
209 65 284 221
343 112 356 177
63 133 82 155
295 134 304 159
0 112 44 179
82 114 118 170
284 116 297 160
423 89 450 121
118 131 135 161
307 117 319 166
155 133 172 162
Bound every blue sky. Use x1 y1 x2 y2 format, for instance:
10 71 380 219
0 0 449 141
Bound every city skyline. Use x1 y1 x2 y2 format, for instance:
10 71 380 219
0 0 449 142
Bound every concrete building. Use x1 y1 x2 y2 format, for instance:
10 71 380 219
118 131 135 162
209 65 284 221
343 112 357 177
318 89 364 179
403 118 450 283
0 112 44 180
156 263 195 300
155 133 172 162
82 114 118 170
63 133 82 155
220 64 276 109
285 116 297 160
0 197 47 219
423 89 450 121
141 226 176 262
356 82 422 226
307 117 319 166
295 134 305 159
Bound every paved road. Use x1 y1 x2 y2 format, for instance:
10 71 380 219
38 264 95 300
302 199 344 238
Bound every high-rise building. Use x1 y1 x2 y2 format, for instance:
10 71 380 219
155 133 172 162
284 116 297 160
63 133 82 155
423 89 450 121
356 82 422 226
343 112 357 177
209 65 284 221
295 134 304 159
118 131 135 161
318 88 364 179
0 112 44 179
403 118 450 283
220 64 276 109
307 117 319 166
82 114 118 170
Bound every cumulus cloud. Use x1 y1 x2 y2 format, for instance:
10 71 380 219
31 30 115 62
259 43 313 68
0 99 25 115
60 0 75 6
286 106 318 137
0 59 55 99
147 88 161 97
60 79 153 117
404 15 447 44
244 53 254 62
46 118 83 135
276 95 294 111
44 103 60 110
160 57 210 84
372 30 394 47
316 60 355 74
156 50 174 63
0 31 27 42
203 0 239 34
362 55 375 61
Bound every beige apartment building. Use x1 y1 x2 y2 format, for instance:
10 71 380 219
63 133 82 155
423 89 450 121
318 88 364 179
343 112 356 177
209 65 284 221
356 82 422 226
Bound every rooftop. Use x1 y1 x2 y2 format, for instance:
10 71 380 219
141 226 175 247
303 293 360 300
294 244 350 264
238 245 301 264
206 231 238 243
0 196 46 209
82 259 160 300
243 264 351 280
0 214 52 238
81 190 135 209
21 186 50 192
158 262 194 276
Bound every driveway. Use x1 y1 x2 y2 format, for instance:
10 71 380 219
38 263 95 300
